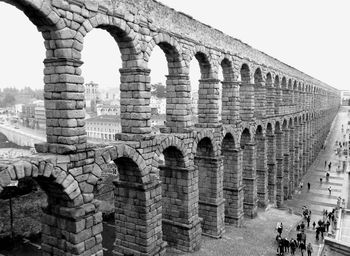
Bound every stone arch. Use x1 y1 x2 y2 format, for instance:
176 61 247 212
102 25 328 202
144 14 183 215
0 159 103 255
254 68 266 118
108 149 165 255
79 13 142 67
240 63 251 83
220 56 237 124
220 57 235 82
193 130 219 157
265 73 275 116
195 135 224 236
266 121 276 204
274 75 280 88
289 117 294 128
239 63 254 121
158 142 200 250
288 79 293 89
240 127 257 217
282 119 288 130
1 0 63 30
274 119 284 205
281 77 287 88
0 160 82 206
254 68 263 84
94 144 149 184
222 132 243 225
153 136 190 169
293 80 298 90
188 45 213 79
266 122 275 135
255 124 268 207
147 33 184 70
266 72 273 86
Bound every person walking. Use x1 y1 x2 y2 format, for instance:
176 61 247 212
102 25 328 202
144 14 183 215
312 221 316 230
307 215 311 228
326 219 330 232
328 186 332 195
307 243 313 256
300 221 305 232
307 182 311 191
325 160 327 168
328 162 332 171
283 237 290 253
300 241 306 256
297 232 302 246
277 223 283 235
290 238 297 255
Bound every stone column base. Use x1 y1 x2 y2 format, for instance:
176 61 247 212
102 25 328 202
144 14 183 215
198 198 225 238
162 218 202 252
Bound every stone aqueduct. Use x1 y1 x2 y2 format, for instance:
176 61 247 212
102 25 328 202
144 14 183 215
0 0 341 255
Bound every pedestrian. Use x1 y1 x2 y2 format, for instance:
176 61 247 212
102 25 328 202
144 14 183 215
328 186 332 195
278 237 285 256
307 215 311 228
312 221 316 230
307 182 310 191
283 237 290 253
290 238 297 255
307 243 313 256
325 160 327 168
328 162 332 171
297 232 302 246
296 224 300 232
301 231 307 245
316 227 319 241
326 219 330 232
300 241 306 256
326 172 330 181
278 224 283 235
320 177 323 184
276 236 282 255
300 221 305 232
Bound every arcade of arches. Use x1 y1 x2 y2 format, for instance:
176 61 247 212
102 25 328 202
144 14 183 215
0 0 341 255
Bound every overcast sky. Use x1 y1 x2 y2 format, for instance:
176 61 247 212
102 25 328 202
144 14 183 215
0 0 349 91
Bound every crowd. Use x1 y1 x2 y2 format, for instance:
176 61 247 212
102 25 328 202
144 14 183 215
275 221 312 256
275 206 338 256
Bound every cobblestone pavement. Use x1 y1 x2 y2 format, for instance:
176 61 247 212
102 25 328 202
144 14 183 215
166 107 350 256
166 207 300 256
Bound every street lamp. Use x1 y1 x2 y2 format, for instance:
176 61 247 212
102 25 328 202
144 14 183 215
5 180 18 242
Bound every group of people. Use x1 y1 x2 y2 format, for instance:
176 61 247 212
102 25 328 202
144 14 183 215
275 222 313 256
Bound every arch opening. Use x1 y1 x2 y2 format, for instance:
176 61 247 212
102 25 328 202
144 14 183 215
222 133 242 224
240 128 257 218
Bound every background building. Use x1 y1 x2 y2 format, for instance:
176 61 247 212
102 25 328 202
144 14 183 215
85 115 121 141
96 104 119 116
84 81 99 111
341 90 350 106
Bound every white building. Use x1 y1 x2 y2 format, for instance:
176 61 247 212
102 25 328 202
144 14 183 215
85 115 121 141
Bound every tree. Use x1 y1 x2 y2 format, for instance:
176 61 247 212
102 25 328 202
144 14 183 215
151 83 166 98
0 93 16 107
